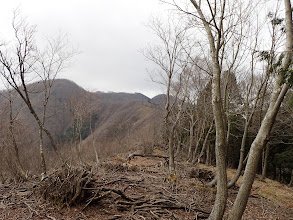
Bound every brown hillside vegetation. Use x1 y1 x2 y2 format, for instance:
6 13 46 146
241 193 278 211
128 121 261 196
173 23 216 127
0 79 161 147
1 150 293 220
0 79 87 144
0 79 164 188
0 79 163 173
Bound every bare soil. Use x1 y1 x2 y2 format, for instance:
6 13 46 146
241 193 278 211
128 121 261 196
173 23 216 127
1 153 293 220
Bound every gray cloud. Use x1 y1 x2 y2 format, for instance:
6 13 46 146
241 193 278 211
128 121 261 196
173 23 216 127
0 0 167 98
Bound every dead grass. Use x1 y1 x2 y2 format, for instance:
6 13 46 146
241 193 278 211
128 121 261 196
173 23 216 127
1 153 293 219
197 163 293 209
253 178 293 208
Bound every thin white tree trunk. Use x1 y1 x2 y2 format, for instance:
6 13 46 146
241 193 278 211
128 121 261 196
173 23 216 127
228 1 292 216
90 115 99 166
189 1 228 218
168 129 175 174
39 129 47 180
197 122 213 163
187 122 194 161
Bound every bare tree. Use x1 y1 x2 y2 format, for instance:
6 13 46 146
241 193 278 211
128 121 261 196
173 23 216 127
159 0 290 219
227 8 284 186
228 0 293 218
0 11 75 177
5 91 26 178
68 91 99 165
142 14 193 173
87 93 100 166
181 62 212 163
185 1 231 218
0 87 27 179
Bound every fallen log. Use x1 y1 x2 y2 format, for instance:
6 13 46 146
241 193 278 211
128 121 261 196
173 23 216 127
127 153 168 161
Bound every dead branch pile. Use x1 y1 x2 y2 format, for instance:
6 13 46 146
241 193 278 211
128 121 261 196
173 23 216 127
2 163 293 219
127 153 168 162
36 165 96 206
34 164 211 219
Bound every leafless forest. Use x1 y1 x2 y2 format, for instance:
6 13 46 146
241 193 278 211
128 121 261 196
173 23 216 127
1 0 293 219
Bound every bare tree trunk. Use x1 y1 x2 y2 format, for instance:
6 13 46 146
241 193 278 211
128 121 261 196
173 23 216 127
189 1 228 218
191 140 201 163
187 122 195 161
226 114 231 146
167 91 186 174
169 128 176 174
89 115 99 166
78 124 83 164
74 121 83 164
209 67 228 220
206 144 211 166
229 85 289 219
196 123 213 164
228 53 270 188
261 143 270 180
39 129 47 180
175 132 182 157
75 141 83 164
9 116 26 178
191 121 206 163
227 122 249 188
23 99 64 164
93 140 99 166
228 2 292 217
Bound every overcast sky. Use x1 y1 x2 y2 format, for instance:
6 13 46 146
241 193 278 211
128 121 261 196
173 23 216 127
0 0 170 98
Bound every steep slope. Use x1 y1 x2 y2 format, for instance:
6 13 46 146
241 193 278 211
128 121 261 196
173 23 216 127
90 99 159 141
0 78 164 150
0 79 90 145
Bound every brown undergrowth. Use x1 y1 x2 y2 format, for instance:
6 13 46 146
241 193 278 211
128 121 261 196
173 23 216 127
197 163 293 209
1 152 293 219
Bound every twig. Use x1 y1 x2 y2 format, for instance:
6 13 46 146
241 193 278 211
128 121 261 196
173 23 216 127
23 201 39 217
46 215 57 220
109 215 122 220
150 210 160 219
101 188 135 202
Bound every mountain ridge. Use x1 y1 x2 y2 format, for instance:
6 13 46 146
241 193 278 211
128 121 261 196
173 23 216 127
0 78 164 149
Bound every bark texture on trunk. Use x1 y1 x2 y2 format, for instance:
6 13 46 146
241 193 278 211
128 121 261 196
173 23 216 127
261 143 270 179
209 62 228 220
197 122 213 164
228 2 292 218
190 1 228 219
9 117 26 178
168 130 175 174
39 129 47 180
228 121 249 188
187 123 194 161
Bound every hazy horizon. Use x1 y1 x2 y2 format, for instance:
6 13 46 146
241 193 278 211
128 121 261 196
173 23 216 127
0 0 170 98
